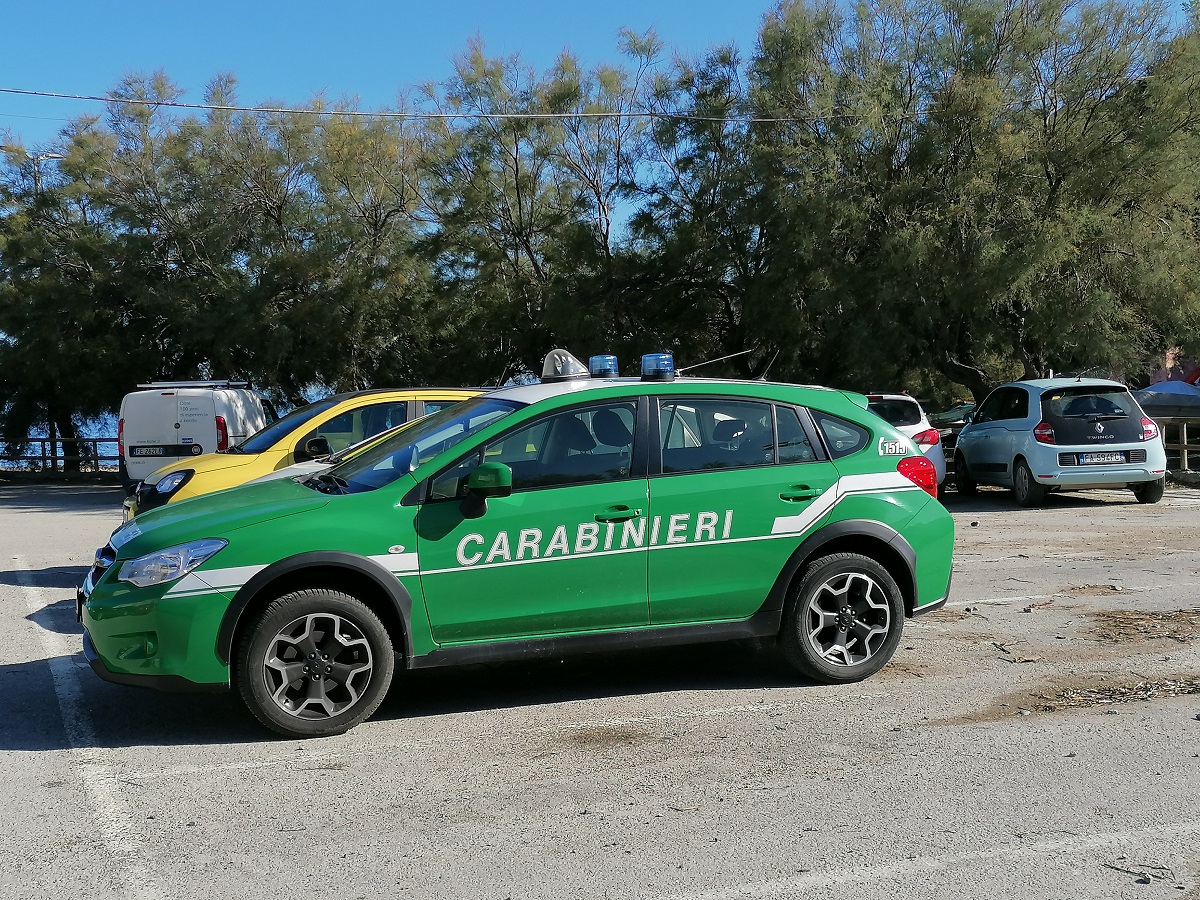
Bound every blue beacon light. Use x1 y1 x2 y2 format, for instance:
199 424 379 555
640 353 675 381
589 355 620 377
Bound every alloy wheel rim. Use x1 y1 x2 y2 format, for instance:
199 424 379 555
262 613 374 720
804 572 891 666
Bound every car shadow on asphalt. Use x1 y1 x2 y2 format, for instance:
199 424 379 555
2 565 89 591
939 487 1124 514
4 641 807 751
376 640 805 722
0 483 125 513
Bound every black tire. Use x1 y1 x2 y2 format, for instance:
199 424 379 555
780 552 905 684
237 588 395 739
954 453 977 495
1013 458 1045 507
1133 477 1165 504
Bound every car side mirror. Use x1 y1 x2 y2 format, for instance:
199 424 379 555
300 436 331 461
460 462 512 519
961 412 973 425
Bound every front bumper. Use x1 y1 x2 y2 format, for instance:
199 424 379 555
79 567 232 689
83 631 226 693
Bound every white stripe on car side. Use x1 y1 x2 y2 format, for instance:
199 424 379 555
771 472 920 536
159 474 922 594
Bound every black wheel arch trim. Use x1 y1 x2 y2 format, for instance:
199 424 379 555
216 551 414 665
762 518 919 617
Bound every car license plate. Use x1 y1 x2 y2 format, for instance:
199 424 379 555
130 446 166 457
1080 452 1125 465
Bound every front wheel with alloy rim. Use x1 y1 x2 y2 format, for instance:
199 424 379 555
780 552 905 683
1013 458 1045 507
954 454 977 495
237 588 395 738
1133 477 1165 504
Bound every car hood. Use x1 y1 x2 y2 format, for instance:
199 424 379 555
144 448 271 484
110 477 329 558
243 460 330 486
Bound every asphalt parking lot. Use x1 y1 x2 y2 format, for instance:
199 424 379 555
2 482 1198 900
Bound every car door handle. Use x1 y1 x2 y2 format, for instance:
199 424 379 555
595 505 643 523
779 486 821 501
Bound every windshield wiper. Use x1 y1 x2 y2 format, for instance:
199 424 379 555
302 472 348 495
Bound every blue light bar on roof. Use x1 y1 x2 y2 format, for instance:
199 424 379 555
589 355 619 377
641 353 675 381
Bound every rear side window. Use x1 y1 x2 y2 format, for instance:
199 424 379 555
660 399 774 473
813 412 869 459
867 399 923 427
776 408 818 463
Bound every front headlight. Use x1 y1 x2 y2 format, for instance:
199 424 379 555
155 471 191 494
118 539 228 588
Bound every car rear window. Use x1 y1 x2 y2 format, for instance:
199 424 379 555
867 399 923 428
1040 386 1141 445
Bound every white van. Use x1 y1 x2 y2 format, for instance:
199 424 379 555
118 382 276 492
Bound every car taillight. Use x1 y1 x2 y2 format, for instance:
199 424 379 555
912 427 941 448
897 455 938 497
117 418 124 457
1033 422 1055 445
1141 417 1159 441
215 415 228 452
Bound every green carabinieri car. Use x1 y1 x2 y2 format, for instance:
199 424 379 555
78 351 955 739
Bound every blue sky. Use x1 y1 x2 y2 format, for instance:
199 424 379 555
1 0 770 149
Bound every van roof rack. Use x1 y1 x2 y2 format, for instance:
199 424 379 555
136 380 251 389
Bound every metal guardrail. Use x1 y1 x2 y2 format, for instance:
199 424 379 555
4 437 119 472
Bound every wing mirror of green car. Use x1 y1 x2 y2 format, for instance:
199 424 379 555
461 462 513 519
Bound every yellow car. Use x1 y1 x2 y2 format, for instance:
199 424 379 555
124 389 479 519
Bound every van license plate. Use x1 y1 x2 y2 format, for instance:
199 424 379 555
130 447 166 457
1080 452 1125 465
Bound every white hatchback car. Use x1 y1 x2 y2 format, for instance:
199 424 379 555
954 378 1167 506
866 394 947 489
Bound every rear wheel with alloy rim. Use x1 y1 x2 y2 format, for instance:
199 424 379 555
1013 458 1045 507
780 552 905 683
237 588 395 738
1133 477 1165 504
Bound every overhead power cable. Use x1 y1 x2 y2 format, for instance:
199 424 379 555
0 86 781 124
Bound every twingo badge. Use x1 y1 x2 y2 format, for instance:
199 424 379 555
878 438 909 455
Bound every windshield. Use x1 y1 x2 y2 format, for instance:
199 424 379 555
329 397 523 493
232 397 343 454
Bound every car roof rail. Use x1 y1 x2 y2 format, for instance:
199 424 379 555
136 380 252 389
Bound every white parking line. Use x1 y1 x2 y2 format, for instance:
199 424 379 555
650 819 1200 899
16 562 162 900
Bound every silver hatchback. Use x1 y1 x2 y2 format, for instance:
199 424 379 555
954 378 1168 506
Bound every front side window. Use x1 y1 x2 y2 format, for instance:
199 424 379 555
973 391 1005 424
659 399 774 473
333 397 523 493
300 400 409 454
233 397 342 454
429 400 639 498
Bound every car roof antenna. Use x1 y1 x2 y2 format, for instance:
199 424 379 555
756 350 780 381
676 348 756 376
